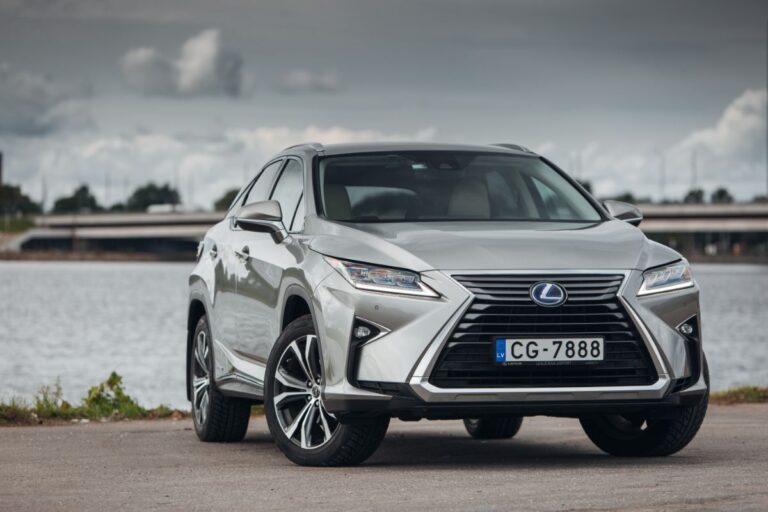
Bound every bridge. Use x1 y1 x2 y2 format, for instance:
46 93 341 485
3 203 768 260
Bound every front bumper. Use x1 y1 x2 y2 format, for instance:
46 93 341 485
313 268 703 415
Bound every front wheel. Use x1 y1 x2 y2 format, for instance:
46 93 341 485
264 315 389 466
580 357 709 457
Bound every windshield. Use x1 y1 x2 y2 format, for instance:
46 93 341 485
317 151 602 223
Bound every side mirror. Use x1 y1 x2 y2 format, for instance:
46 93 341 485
603 200 643 227
235 200 287 243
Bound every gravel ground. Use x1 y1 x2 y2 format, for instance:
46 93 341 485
1 404 766 512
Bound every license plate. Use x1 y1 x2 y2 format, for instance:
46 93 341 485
495 337 604 364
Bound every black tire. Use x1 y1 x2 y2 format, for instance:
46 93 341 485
463 417 523 439
189 316 251 442
264 315 390 466
580 355 709 457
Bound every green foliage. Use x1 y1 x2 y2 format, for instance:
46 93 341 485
52 185 103 213
1 216 34 233
214 188 239 211
125 183 180 212
710 187 734 204
683 188 705 204
0 372 188 425
81 372 146 419
710 386 768 405
0 398 36 425
34 380 76 420
0 184 42 215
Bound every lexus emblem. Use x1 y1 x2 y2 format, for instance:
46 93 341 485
530 282 567 307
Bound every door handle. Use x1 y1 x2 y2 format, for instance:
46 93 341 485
236 245 250 259
209 244 218 259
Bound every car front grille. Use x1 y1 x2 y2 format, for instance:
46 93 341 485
428 274 659 388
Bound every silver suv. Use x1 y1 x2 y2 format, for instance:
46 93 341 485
187 142 708 466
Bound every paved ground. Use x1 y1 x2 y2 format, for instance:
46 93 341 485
1 404 766 512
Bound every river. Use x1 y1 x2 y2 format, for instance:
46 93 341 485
1 262 766 408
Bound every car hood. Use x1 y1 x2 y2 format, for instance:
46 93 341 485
305 217 680 272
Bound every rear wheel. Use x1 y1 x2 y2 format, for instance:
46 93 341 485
189 316 251 442
580 356 709 456
463 417 523 439
264 315 389 466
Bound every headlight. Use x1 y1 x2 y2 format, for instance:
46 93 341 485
638 261 694 296
324 257 439 297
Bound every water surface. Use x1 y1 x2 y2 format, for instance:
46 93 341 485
1 262 766 408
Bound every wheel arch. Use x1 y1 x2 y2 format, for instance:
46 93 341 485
280 285 317 332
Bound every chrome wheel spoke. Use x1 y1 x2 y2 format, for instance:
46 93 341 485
195 331 208 372
304 335 318 383
289 341 313 384
275 369 309 391
300 405 318 449
283 401 312 439
318 404 333 443
192 328 210 426
274 390 310 406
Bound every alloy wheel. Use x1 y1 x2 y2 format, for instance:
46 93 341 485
273 335 339 449
192 329 211 426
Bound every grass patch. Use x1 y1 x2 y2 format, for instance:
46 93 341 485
0 216 34 233
0 372 188 426
710 386 768 405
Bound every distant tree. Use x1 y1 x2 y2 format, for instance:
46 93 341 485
576 180 592 194
710 187 734 204
109 202 126 212
609 192 637 204
752 195 768 203
683 188 705 204
125 183 180 212
0 184 42 214
214 188 239 211
52 185 102 213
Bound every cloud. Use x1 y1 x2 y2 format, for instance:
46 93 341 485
121 29 243 97
6 125 437 210
678 88 766 161
0 62 90 136
533 89 767 201
275 70 341 94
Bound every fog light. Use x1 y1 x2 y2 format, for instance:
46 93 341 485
354 326 372 339
679 323 694 335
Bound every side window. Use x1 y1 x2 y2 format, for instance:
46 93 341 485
269 159 304 230
291 195 305 232
242 160 283 206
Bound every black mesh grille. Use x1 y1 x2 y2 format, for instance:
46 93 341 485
428 274 659 388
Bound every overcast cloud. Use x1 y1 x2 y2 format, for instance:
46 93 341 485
0 0 765 208
0 62 90 136
121 29 243 97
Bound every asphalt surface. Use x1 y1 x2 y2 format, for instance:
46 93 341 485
1 404 766 512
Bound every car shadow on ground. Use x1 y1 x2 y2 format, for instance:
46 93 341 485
240 427 707 470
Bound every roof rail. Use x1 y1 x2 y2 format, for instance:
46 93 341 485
282 142 324 152
491 143 533 153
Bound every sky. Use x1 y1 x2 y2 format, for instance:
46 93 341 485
0 0 766 210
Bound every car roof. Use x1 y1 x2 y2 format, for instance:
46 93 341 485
280 141 537 157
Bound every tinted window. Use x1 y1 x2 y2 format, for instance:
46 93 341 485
242 160 283 206
318 152 601 222
269 159 304 227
